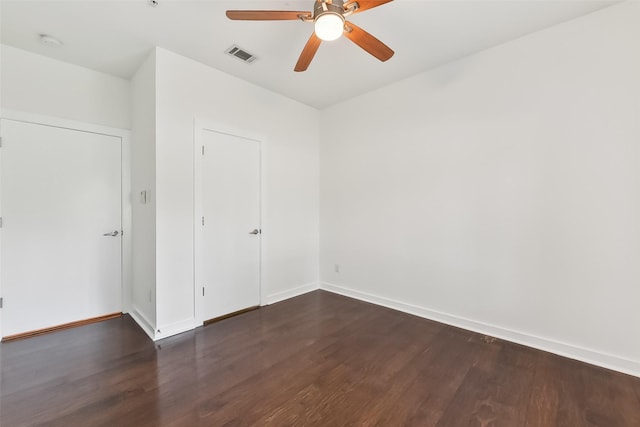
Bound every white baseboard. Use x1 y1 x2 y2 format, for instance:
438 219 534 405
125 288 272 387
130 307 199 341
132 282 321 341
154 318 200 341
150 282 321 339
263 282 319 305
129 306 155 340
320 282 640 378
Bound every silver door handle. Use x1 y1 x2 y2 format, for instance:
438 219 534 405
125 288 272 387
248 229 260 235
103 230 119 237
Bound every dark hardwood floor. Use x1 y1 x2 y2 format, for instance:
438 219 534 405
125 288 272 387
1 290 639 426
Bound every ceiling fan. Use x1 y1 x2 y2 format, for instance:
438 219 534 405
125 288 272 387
226 0 394 72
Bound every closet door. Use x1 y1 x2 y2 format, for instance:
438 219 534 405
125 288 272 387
200 129 261 321
1 119 122 338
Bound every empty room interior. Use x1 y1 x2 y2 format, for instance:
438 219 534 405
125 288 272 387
1 0 639 425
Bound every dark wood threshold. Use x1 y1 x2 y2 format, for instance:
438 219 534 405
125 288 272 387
2 312 122 342
204 305 260 326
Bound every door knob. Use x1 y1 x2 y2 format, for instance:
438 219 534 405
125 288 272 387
103 230 119 237
248 229 260 235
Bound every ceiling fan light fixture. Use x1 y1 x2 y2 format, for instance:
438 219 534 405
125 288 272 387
314 12 344 41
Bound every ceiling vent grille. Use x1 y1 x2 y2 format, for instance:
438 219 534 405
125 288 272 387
225 45 257 64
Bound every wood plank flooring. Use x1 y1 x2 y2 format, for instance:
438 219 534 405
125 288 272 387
1 290 639 426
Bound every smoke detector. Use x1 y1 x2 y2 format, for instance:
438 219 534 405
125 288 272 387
39 34 63 47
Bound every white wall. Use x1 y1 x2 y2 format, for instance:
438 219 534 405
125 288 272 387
154 48 319 337
320 1 640 376
0 45 130 129
130 50 157 337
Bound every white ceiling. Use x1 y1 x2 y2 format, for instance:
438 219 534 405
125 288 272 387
1 0 618 109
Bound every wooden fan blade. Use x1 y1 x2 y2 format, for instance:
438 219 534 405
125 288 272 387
344 21 394 62
226 10 311 21
344 0 393 14
294 33 322 72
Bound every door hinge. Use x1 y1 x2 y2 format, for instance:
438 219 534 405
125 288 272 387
0 297 3 309
202 287 205 296
0 217 3 228
0 136 3 147
202 145 205 156
201 216 204 226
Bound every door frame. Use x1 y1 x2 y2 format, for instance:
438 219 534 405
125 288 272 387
0 109 132 338
193 119 264 325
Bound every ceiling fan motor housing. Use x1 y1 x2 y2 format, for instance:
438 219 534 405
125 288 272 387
313 0 346 19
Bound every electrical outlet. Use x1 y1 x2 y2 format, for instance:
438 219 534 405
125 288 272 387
334 264 340 273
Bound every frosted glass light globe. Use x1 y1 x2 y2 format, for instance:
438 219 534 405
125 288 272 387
315 13 344 41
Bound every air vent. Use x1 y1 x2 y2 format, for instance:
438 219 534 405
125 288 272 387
225 45 257 64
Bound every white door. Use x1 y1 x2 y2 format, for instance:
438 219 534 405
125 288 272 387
0 119 122 337
200 129 260 321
